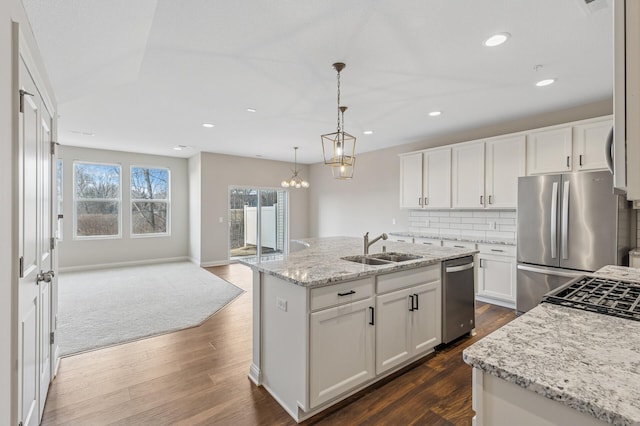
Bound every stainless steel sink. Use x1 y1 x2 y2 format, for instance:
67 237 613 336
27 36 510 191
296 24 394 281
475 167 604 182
341 255 393 265
369 252 423 262
341 252 423 265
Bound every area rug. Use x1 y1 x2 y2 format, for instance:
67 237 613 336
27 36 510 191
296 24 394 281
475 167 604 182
57 261 244 356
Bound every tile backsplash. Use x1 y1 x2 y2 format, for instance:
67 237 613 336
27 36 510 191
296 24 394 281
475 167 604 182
408 209 517 241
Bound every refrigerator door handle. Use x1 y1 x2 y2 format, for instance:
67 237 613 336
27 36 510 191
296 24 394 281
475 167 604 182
561 180 570 259
516 264 583 278
550 181 558 259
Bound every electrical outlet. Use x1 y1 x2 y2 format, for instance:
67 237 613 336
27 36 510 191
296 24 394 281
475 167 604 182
392 218 396 225
489 221 497 230
425 219 430 227
276 297 287 312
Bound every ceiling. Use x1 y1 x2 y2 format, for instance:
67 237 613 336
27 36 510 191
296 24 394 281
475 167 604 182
22 0 613 164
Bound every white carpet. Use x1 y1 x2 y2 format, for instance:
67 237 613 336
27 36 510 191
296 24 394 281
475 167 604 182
57 261 244 356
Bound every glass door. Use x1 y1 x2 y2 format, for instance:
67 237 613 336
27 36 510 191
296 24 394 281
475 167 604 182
229 187 287 261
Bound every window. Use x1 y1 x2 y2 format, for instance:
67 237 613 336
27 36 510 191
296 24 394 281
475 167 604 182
74 162 121 238
131 166 170 236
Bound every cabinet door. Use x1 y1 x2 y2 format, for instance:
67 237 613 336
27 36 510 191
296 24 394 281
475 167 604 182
452 143 485 208
375 288 412 375
410 281 441 356
485 136 525 209
573 118 612 171
477 255 516 303
400 152 423 209
526 127 572 175
424 148 451 208
309 297 375 408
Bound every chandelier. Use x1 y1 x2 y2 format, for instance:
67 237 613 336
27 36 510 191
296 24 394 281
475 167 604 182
321 62 356 179
281 147 309 189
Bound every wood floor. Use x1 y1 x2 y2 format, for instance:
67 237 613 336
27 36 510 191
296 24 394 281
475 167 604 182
41 264 516 426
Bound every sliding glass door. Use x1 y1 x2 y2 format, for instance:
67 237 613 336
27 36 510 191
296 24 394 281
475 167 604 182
229 187 287 261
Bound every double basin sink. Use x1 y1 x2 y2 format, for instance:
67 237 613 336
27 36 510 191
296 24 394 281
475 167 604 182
341 252 423 265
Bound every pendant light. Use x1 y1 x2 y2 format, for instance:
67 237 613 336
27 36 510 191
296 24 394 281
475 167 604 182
281 147 309 189
321 62 356 179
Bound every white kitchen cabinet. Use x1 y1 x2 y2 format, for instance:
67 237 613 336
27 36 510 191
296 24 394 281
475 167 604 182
309 296 375 408
476 244 516 309
375 266 441 375
442 240 476 250
526 127 573 175
485 135 526 208
413 236 442 246
399 148 451 209
572 117 612 171
452 142 485 209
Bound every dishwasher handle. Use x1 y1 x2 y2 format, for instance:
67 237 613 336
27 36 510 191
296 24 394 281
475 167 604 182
445 262 474 273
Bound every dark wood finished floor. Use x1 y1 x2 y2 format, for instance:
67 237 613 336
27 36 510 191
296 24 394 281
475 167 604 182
41 264 516 426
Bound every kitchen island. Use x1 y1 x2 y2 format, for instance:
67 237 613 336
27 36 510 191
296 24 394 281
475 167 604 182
463 266 640 426
241 236 476 422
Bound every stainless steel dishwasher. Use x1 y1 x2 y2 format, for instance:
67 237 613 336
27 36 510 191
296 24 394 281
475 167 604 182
442 256 475 344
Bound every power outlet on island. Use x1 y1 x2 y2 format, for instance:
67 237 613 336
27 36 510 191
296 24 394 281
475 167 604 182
276 297 288 312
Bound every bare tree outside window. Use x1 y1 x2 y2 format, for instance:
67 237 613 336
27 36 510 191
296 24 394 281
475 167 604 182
131 167 170 235
74 162 121 237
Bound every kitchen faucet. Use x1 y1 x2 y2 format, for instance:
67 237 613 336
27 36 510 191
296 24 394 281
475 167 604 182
364 232 388 255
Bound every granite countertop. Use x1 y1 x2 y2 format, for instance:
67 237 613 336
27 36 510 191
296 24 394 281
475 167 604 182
389 231 515 246
239 236 476 287
463 265 640 426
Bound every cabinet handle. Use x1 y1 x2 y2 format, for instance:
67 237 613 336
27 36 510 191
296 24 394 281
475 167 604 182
409 295 415 311
369 306 375 325
397 239 406 243
454 245 465 248
337 290 356 297
479 259 484 268
424 197 428 206
418 197 423 206
579 154 583 167
413 293 419 311
488 195 493 205
422 242 433 245
566 156 570 168
490 249 504 252
480 195 484 205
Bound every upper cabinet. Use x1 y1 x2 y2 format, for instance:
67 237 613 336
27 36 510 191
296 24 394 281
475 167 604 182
527 116 612 175
451 143 485 209
485 135 526 208
399 148 451 209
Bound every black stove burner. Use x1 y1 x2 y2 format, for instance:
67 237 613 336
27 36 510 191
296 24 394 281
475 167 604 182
542 276 640 322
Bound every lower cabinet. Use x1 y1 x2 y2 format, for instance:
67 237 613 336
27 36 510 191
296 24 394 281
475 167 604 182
476 244 516 308
375 266 442 375
309 297 375 408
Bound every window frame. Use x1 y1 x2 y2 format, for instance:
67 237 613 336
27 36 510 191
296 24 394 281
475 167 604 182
130 165 171 238
72 160 122 240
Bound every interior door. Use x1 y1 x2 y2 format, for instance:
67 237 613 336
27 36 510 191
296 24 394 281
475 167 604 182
18 58 41 426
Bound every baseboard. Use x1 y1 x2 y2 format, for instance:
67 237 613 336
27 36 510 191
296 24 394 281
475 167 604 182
59 256 190 273
475 295 516 310
248 363 262 385
200 260 231 267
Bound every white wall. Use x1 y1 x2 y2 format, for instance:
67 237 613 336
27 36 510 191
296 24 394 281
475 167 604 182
57 146 189 270
2 1 57 424
188 153 201 264
198 152 310 265
309 99 613 238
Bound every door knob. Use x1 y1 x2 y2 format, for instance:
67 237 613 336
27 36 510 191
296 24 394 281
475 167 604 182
37 270 55 283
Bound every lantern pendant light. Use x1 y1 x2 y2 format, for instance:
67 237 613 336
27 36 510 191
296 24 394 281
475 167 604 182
321 62 356 179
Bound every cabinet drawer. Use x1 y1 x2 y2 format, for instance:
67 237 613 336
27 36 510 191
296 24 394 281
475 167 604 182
414 237 442 246
377 265 440 294
477 243 516 257
310 277 374 311
442 240 476 250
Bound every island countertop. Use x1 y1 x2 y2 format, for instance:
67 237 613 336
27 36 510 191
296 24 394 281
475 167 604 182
463 266 640 426
239 236 476 287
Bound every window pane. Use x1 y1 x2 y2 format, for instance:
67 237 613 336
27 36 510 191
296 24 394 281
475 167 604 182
76 201 119 236
131 167 168 199
132 202 167 234
75 163 120 199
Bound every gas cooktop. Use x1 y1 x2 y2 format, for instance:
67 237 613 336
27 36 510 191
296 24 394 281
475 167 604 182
542 276 640 322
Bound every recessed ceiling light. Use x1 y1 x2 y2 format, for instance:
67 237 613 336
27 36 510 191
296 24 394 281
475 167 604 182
246 108 257 113
363 130 374 135
536 78 556 87
173 145 188 151
202 123 215 128
429 111 442 117
484 32 510 47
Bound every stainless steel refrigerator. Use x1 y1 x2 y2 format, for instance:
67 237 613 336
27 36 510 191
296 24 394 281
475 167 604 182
516 170 634 313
